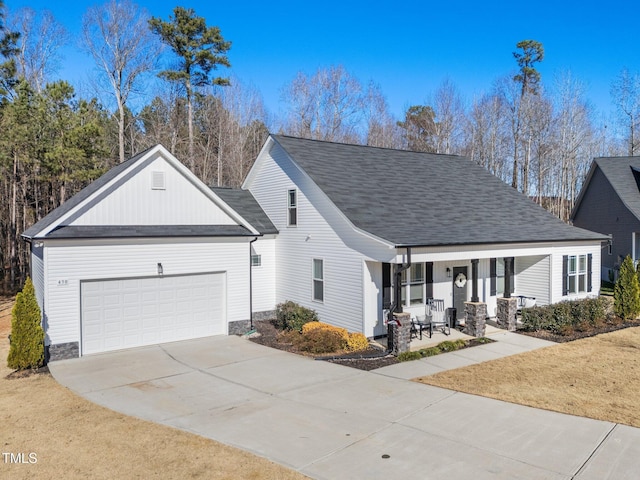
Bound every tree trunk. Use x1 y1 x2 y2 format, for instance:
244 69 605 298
187 79 194 170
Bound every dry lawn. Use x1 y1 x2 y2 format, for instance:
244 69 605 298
0 297 308 480
417 327 640 427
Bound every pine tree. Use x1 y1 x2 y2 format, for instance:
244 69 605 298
614 255 640 320
149 7 231 168
7 278 44 370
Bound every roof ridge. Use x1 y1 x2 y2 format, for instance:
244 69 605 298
272 134 465 158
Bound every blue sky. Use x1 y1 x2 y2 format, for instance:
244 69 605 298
6 0 640 121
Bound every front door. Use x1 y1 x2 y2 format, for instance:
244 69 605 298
452 266 468 320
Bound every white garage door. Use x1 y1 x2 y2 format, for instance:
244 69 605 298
81 273 225 355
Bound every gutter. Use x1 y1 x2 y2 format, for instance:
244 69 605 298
249 237 258 331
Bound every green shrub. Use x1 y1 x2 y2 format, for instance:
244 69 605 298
274 301 318 332
7 278 45 370
436 339 466 352
398 351 422 362
475 337 493 344
418 347 441 357
615 256 640 320
520 296 610 334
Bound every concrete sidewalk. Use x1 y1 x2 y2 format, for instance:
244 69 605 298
49 334 640 480
374 329 556 379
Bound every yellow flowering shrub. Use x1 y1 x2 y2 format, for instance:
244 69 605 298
346 333 369 352
297 322 369 353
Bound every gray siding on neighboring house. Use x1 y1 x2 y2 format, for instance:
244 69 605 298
572 167 640 274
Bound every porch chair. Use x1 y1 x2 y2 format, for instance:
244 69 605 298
411 310 431 340
428 298 450 338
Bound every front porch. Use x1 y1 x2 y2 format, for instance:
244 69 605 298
374 320 505 351
366 253 550 337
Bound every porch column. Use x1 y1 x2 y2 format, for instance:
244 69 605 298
471 258 479 302
503 257 512 299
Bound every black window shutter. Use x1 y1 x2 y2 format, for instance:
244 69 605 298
490 258 497 295
587 254 593 292
382 263 391 309
562 255 568 296
425 262 433 299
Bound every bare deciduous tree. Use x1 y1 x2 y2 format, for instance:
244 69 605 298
364 81 402 149
431 78 465 154
611 68 640 156
9 8 67 92
82 0 160 163
282 65 366 142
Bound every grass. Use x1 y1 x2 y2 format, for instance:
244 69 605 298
0 297 308 480
416 326 640 428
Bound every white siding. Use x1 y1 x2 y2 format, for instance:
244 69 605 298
247 143 373 334
43 237 250 347
251 237 276 312
516 255 550 306
363 261 385 336
70 156 236 226
30 243 45 316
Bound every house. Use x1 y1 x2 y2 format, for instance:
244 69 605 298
244 135 606 337
571 156 640 281
23 136 607 360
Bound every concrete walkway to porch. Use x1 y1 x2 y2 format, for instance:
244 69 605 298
373 327 556 380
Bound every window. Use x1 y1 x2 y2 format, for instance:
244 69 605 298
563 254 592 295
251 254 261 267
287 189 297 226
490 258 514 296
401 263 425 306
313 259 323 302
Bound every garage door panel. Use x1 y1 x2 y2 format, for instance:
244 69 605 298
81 273 225 355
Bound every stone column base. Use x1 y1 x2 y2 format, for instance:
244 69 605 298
464 302 487 337
496 297 518 331
389 312 411 356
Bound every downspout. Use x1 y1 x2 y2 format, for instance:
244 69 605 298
249 237 258 331
390 247 411 317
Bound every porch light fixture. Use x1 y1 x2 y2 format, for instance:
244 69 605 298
157 263 163 275
446 267 451 278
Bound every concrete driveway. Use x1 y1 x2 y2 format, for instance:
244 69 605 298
49 335 640 480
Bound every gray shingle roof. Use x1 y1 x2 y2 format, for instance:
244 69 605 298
44 225 254 239
272 135 607 246
586 157 640 220
211 187 278 235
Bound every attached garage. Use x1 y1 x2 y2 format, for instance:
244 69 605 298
80 273 226 355
21 145 277 361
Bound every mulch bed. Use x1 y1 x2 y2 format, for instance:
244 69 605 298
248 320 499 371
249 320 397 370
5 365 50 380
520 319 640 343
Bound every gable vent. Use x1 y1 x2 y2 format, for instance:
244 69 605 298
151 171 166 190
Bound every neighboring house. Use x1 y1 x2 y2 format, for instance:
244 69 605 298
23 136 607 360
571 156 640 280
